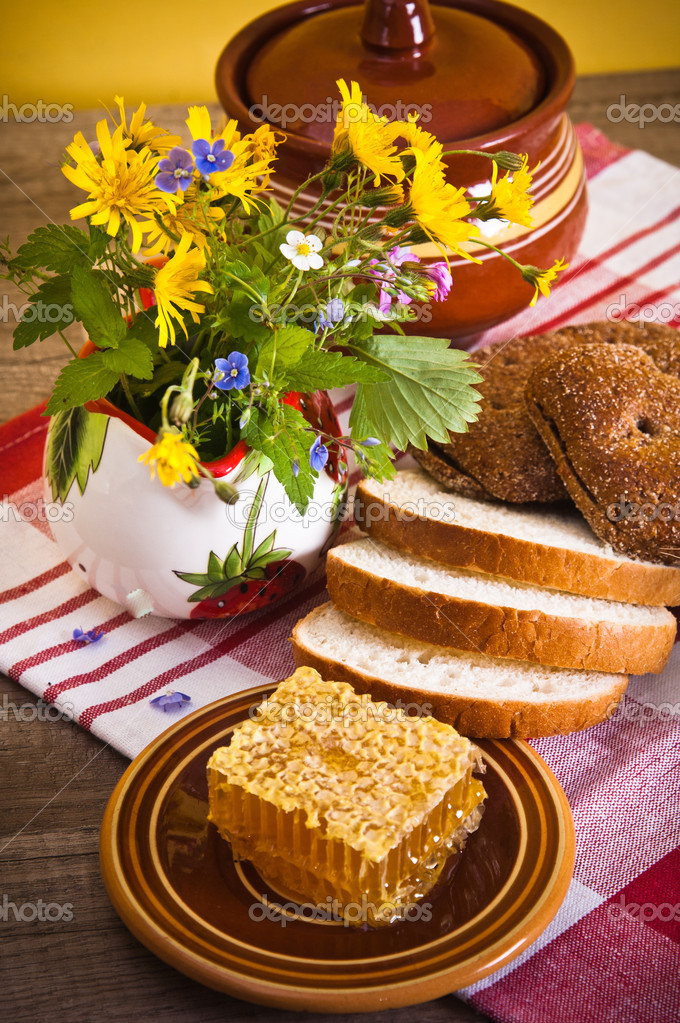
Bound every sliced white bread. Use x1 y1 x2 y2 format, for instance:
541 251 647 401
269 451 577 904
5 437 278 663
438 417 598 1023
326 538 676 675
354 469 680 606
291 603 629 738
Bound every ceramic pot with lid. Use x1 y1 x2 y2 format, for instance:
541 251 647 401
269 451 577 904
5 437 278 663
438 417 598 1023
216 0 586 342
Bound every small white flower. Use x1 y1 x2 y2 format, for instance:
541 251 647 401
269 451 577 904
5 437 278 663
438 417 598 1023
279 230 324 271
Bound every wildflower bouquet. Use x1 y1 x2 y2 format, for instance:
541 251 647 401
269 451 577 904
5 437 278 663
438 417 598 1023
3 82 565 516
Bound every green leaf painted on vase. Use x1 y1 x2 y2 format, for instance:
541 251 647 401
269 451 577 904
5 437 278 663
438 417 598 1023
45 406 109 503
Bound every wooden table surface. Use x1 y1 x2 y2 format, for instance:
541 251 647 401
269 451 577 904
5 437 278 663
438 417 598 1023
2 70 679 1023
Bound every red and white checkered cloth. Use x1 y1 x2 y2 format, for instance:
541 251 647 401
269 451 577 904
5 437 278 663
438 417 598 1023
1 125 679 1022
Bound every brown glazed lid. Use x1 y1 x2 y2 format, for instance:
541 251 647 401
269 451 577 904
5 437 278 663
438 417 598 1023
244 0 545 142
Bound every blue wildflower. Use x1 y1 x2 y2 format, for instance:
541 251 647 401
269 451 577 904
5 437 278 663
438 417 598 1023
309 436 329 472
150 690 192 712
192 138 235 178
292 458 300 478
155 147 194 193
214 352 250 391
359 437 381 447
316 298 345 332
73 627 103 645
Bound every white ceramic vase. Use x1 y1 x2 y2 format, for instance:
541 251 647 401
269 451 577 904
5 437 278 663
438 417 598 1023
43 395 346 620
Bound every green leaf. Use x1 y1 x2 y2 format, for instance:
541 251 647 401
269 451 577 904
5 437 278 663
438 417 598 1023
244 404 316 515
44 406 109 502
129 359 185 398
10 225 92 274
255 325 314 381
100 336 154 379
223 543 242 579
283 348 388 390
126 307 160 351
12 275 74 349
349 336 482 450
219 288 271 342
250 546 292 570
347 392 397 481
45 352 121 415
71 266 126 349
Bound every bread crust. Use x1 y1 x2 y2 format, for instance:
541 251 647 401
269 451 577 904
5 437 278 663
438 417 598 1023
290 605 629 739
354 478 680 605
415 321 680 504
525 342 680 565
325 550 676 675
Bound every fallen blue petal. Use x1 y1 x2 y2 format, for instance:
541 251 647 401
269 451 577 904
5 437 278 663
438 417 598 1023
150 690 192 712
73 627 103 645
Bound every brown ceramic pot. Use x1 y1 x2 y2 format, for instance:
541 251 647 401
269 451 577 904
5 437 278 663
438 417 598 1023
216 0 587 343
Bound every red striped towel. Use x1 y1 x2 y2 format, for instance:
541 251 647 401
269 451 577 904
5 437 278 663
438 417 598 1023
1 125 679 1023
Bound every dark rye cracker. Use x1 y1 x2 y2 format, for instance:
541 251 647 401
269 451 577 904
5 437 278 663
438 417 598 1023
410 321 680 504
525 343 680 565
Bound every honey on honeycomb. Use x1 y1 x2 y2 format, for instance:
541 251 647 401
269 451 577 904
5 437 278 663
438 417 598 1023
207 666 486 925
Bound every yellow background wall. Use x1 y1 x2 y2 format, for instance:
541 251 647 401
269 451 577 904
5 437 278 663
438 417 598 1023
4 0 680 109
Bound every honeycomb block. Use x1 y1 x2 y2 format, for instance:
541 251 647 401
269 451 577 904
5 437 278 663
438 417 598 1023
207 666 486 925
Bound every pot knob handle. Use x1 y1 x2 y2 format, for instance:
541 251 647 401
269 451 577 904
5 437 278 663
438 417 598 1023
361 0 436 51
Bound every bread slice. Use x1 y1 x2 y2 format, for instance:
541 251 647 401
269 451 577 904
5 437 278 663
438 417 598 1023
411 321 680 504
525 342 680 566
326 538 676 674
354 469 680 606
291 604 629 738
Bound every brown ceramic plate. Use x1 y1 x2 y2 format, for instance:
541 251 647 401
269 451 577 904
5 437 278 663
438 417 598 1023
100 685 575 1013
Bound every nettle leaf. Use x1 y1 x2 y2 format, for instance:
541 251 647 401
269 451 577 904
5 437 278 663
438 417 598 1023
347 391 396 481
10 225 92 274
130 359 185 397
45 352 120 415
87 225 110 262
12 275 74 349
244 404 316 515
71 266 126 349
221 259 269 301
44 406 109 502
255 325 313 382
100 336 154 379
283 348 387 391
219 289 271 341
349 336 483 450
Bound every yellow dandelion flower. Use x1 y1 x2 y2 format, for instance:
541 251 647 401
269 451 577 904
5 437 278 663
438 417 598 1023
140 198 224 257
396 115 443 161
153 232 213 347
407 149 480 261
113 95 182 151
522 258 569 306
331 79 404 186
482 156 536 228
63 119 176 251
138 430 200 487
